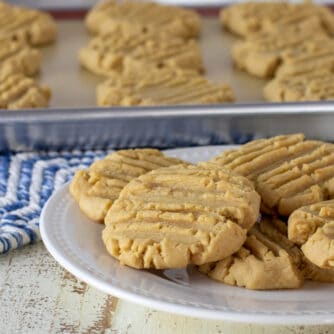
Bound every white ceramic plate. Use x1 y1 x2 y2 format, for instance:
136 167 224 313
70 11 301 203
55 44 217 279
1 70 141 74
40 145 334 325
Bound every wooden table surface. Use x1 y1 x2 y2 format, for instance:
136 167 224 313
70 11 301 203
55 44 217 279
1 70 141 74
0 242 333 334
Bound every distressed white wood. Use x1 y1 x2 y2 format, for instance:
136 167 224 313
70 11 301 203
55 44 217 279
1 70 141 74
1 242 334 334
0 243 115 333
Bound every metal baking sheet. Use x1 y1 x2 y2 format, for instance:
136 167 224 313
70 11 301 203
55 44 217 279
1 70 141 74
2 102 334 152
38 17 266 108
10 0 334 10
2 12 334 152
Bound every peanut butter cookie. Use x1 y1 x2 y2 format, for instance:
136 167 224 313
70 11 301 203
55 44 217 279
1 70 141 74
0 73 50 109
102 164 260 269
221 2 334 37
79 27 203 76
232 18 326 78
97 67 234 106
85 0 201 39
70 149 186 222
199 217 304 290
276 37 334 78
289 200 334 269
0 36 41 78
0 2 57 46
264 67 334 102
210 134 334 216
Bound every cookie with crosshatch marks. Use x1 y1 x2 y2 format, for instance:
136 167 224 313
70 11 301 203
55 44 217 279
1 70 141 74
85 0 201 39
102 164 260 269
288 200 334 269
201 215 334 288
0 36 41 78
97 67 234 106
220 2 334 37
264 67 334 102
0 2 57 46
199 216 304 290
275 37 334 78
69 149 186 223
78 27 204 76
231 18 327 78
258 216 334 284
210 134 334 216
0 73 50 109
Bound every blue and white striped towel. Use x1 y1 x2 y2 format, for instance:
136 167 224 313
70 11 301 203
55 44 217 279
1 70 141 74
0 150 110 253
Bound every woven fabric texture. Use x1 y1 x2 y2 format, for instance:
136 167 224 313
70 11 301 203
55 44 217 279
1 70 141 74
0 150 108 253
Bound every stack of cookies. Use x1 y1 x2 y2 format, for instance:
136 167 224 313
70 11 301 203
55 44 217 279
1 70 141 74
0 2 57 109
221 2 334 102
79 0 234 106
70 133 334 290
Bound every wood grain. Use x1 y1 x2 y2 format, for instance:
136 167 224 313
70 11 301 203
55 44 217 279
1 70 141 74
1 242 334 334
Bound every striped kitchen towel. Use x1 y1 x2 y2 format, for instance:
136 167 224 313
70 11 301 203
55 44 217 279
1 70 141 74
0 150 109 254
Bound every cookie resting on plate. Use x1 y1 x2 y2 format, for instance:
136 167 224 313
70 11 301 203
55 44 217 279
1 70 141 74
199 217 304 290
70 149 186 223
102 164 260 269
210 134 334 216
289 200 334 269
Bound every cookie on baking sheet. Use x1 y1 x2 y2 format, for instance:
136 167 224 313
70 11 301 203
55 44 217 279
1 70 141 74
264 67 334 102
288 200 334 269
0 36 41 78
220 2 334 37
199 217 304 290
70 149 186 223
232 18 326 78
221 2 289 37
102 164 260 269
0 73 50 109
0 2 57 46
85 0 201 39
210 134 334 216
78 28 204 76
275 37 334 78
97 67 234 106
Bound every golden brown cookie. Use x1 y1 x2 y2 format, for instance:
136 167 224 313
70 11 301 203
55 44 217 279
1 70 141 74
221 2 334 37
70 149 186 223
210 134 334 216
232 18 326 78
79 28 203 76
264 67 334 102
85 0 201 39
301 256 334 283
254 216 334 282
97 67 234 106
0 36 41 78
276 37 334 78
102 164 260 269
0 73 50 109
199 217 304 290
264 216 334 283
288 200 334 269
0 2 57 46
